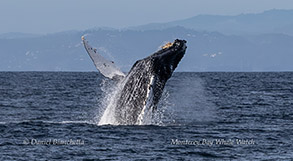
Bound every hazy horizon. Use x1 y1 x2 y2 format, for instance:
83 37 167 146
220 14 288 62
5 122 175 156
1 0 293 34
1 0 293 72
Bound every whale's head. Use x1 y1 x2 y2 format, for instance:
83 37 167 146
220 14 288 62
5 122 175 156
129 39 187 82
151 39 187 80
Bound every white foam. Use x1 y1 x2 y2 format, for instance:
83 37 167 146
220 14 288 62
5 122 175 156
98 78 128 125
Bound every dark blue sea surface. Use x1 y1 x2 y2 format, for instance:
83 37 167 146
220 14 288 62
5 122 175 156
0 72 292 160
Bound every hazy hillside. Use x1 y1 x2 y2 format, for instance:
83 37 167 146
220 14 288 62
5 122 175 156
0 32 41 39
130 9 293 36
1 27 293 72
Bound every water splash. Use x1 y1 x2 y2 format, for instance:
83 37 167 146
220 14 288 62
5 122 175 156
142 90 174 126
95 73 216 126
164 74 217 125
96 79 121 125
96 76 173 126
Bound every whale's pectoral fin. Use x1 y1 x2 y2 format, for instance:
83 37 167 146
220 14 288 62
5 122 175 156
82 36 125 79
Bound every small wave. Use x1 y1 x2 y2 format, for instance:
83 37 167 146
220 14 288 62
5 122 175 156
0 120 32 125
0 120 98 125
59 120 97 125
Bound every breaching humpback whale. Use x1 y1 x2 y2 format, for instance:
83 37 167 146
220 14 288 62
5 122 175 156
82 36 187 125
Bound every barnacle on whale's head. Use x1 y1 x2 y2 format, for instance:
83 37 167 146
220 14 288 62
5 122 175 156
161 42 174 49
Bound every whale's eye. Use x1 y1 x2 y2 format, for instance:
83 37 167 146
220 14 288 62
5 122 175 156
161 42 173 49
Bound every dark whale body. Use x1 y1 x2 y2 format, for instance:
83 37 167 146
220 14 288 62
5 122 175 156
82 38 187 125
114 39 187 124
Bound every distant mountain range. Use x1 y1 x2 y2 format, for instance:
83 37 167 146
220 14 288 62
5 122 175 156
0 32 41 39
0 9 293 72
129 9 293 36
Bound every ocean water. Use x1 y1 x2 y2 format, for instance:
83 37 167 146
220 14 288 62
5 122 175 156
0 72 292 160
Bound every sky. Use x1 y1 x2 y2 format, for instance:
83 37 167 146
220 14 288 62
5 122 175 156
1 0 293 34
